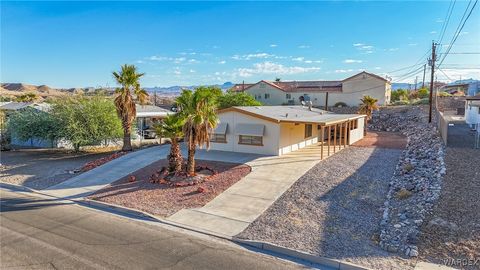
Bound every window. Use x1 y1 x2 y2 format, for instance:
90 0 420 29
286 93 291 99
305 124 313 138
210 133 227 143
264 93 270 99
239 135 263 146
255 94 261 100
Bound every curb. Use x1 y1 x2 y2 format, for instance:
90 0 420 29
2 183 368 270
233 238 371 270
80 198 234 241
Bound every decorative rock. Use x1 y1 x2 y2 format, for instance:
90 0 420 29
128 175 136 182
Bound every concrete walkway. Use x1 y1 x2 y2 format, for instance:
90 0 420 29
168 143 344 237
42 145 170 199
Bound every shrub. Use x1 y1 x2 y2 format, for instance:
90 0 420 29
395 188 413 200
391 89 409 102
417 87 430 99
411 98 429 105
438 91 452 97
217 91 261 109
334 102 348 107
393 100 410 106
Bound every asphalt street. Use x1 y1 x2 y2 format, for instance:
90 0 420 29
0 189 317 270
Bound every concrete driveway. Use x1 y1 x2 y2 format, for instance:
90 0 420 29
168 143 339 237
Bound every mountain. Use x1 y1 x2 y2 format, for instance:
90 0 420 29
144 82 234 95
391 82 424 91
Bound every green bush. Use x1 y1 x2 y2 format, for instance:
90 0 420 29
217 91 261 109
393 100 410 106
417 87 430 99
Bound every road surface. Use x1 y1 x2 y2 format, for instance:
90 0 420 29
0 189 314 270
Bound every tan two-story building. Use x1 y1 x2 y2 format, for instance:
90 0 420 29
230 71 391 107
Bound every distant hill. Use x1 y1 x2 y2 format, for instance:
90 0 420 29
144 82 234 95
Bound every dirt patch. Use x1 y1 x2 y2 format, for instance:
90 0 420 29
353 131 407 149
0 149 116 189
88 160 251 217
418 125 480 269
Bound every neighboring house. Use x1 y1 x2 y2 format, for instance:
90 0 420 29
210 105 366 156
135 104 174 139
465 94 480 128
230 71 391 107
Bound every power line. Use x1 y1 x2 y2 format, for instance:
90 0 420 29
437 0 478 67
438 0 457 47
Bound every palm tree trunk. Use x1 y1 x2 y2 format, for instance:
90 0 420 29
122 128 133 151
187 133 196 175
168 139 182 173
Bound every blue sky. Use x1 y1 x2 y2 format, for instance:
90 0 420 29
1 1 479 88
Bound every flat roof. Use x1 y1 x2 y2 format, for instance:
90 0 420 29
219 106 365 125
136 104 173 117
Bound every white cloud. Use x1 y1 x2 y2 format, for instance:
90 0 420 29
188 59 199 63
374 67 381 70
335 69 354 73
218 60 226 64
292 57 305 62
298 45 310 49
353 43 365 47
149 55 168 61
430 31 437 34
436 18 444 23
236 62 321 77
387 48 399 52
353 43 375 53
270 44 278 47
189 69 196 73
231 53 274 60
343 59 363 64
136 60 145 64
438 68 480 81
173 57 186 64
408 43 418 46
459 31 469 36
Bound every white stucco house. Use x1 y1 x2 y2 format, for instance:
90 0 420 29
209 105 366 156
466 94 480 128
230 71 391 107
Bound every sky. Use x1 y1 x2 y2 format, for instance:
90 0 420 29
1 1 479 88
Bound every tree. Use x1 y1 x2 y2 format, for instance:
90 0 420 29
154 115 184 173
358 95 379 135
176 87 219 175
52 96 123 152
217 91 262 109
358 95 379 120
7 107 61 147
112 64 148 151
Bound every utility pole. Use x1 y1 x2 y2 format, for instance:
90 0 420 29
428 41 436 123
154 91 157 106
415 76 418 91
422 64 426 88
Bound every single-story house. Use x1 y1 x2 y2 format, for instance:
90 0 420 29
135 104 174 138
210 105 366 156
230 71 391 107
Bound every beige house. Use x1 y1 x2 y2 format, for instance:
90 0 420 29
210 106 366 156
230 71 391 107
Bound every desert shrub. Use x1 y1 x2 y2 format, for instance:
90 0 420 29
395 188 413 200
438 91 452 97
417 87 430 99
393 100 410 106
411 98 429 105
391 89 409 102
334 102 348 107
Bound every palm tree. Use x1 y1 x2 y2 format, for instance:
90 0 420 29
358 95 379 134
112 64 148 151
154 115 184 173
176 87 218 175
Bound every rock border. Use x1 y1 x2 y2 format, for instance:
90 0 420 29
369 106 446 257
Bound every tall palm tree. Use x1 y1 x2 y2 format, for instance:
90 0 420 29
358 95 379 134
112 64 148 151
154 115 184 173
176 87 218 175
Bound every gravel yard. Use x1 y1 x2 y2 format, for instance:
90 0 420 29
237 145 415 270
0 149 115 189
89 160 251 217
419 125 480 269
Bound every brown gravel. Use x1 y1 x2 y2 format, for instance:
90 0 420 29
419 125 480 269
89 160 251 217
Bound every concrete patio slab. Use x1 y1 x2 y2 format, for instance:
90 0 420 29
224 178 292 200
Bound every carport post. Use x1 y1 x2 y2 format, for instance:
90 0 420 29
327 125 331 156
344 121 348 147
339 122 343 150
333 124 337 153
320 125 324 160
